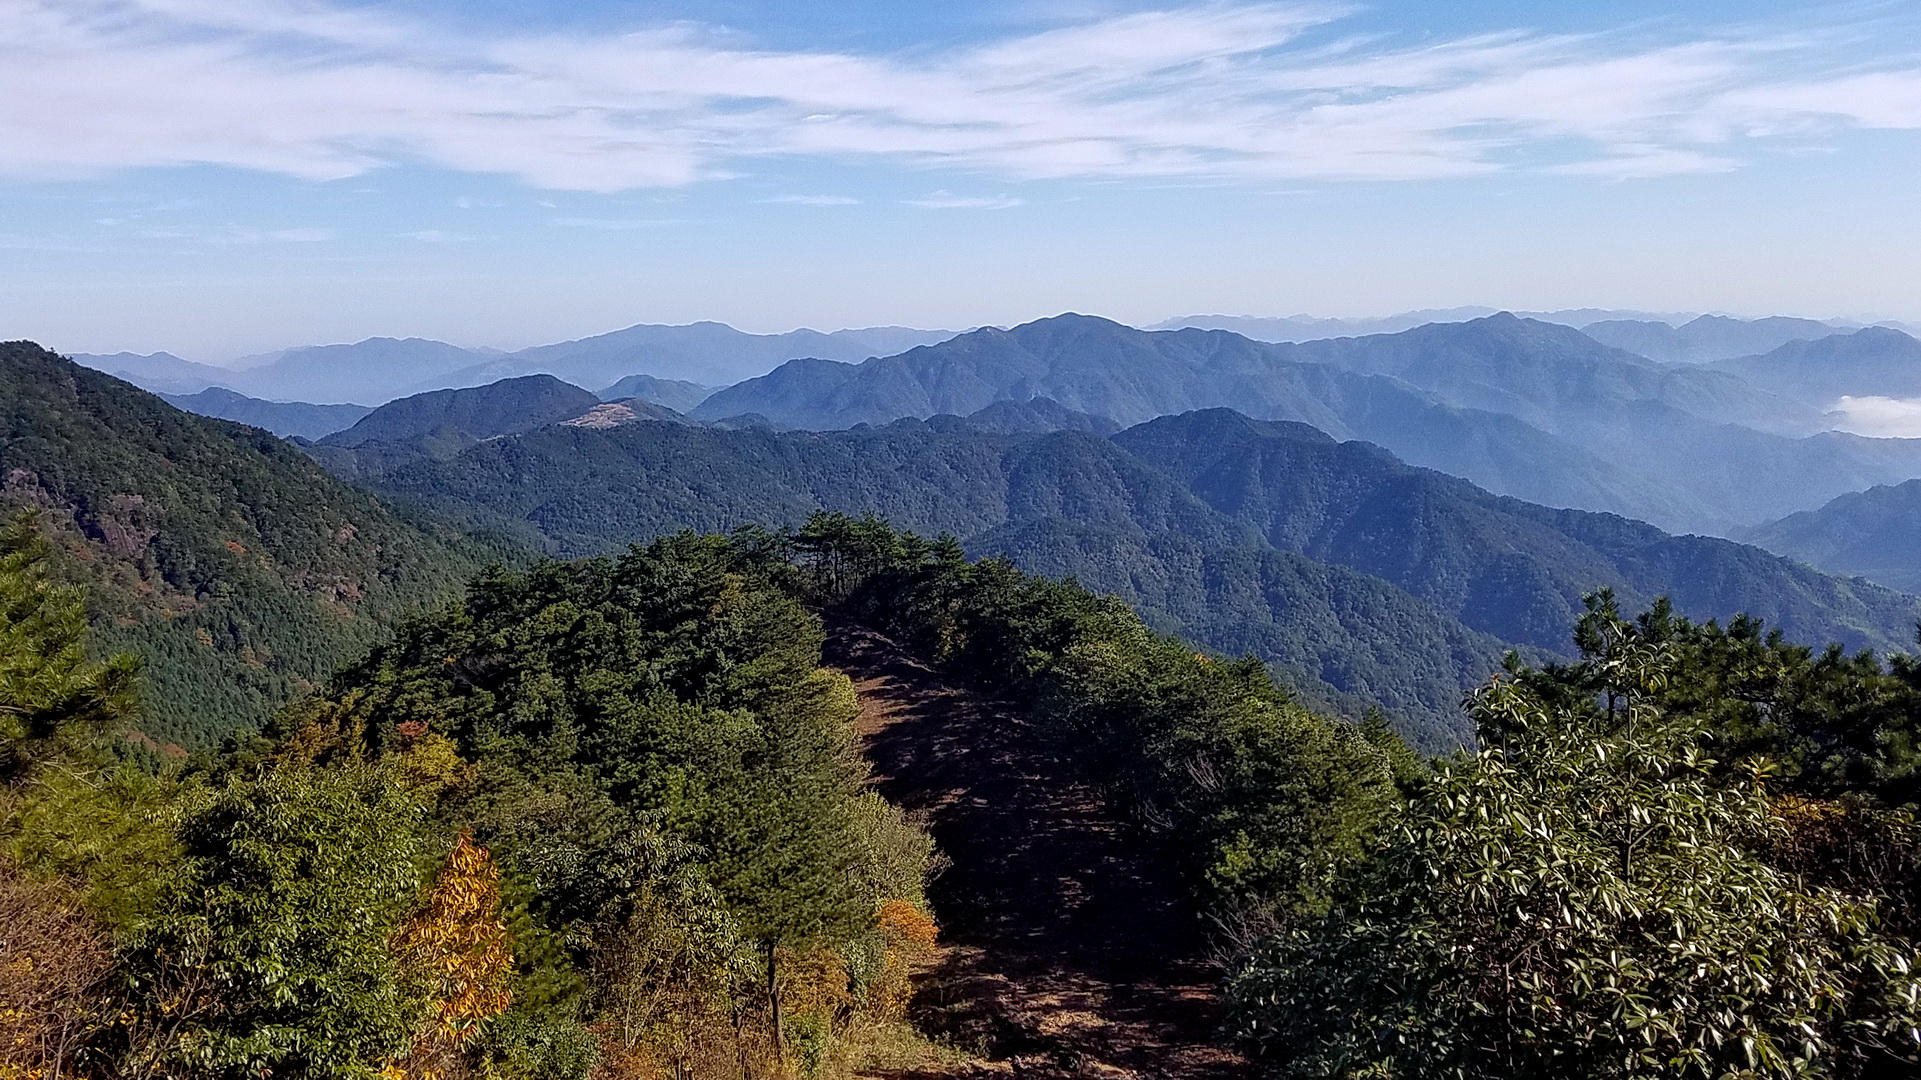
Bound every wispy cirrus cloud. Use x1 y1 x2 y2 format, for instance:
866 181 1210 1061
759 194 861 205
906 192 1025 209
2 0 1919 192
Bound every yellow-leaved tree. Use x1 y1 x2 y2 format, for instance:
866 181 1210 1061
386 832 513 1080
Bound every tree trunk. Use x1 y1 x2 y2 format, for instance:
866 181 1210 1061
767 940 786 1069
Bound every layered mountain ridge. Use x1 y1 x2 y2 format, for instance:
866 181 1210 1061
692 313 1921 534
327 395 1921 748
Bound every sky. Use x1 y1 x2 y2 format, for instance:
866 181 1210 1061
4 0 1920 359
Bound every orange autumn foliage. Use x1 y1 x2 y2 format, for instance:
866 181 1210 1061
868 901 939 1021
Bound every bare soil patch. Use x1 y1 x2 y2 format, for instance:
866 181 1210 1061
826 623 1250 1080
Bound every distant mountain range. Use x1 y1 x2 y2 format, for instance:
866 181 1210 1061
691 313 1921 534
1581 315 1847 363
74 310 1921 535
70 350 237 395
25 330 1921 752
1711 328 1921 408
72 324 959 406
1151 308 1699 341
157 387 372 439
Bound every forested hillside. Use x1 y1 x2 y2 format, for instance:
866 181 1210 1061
0 521 946 1079
0 341 498 751
1742 478 1921 593
328 406 1921 748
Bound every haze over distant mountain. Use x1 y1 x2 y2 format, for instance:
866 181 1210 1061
696 314 1805 434
68 350 237 395
596 373 716 412
75 323 959 406
496 321 957 388
1740 479 1921 594
1581 315 1848 364
226 337 493 404
1711 327 1921 410
693 313 1921 533
1113 410 1919 655
1150 308 1697 341
158 387 371 439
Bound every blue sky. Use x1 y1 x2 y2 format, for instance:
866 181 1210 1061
4 0 1920 359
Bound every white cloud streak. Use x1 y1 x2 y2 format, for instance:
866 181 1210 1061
2 0 1918 192
759 194 861 205
906 192 1025 209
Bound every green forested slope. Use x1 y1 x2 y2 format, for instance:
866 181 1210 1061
1114 410 1921 655
346 407 1921 748
0 341 499 750
1740 477 1921 593
360 418 1505 747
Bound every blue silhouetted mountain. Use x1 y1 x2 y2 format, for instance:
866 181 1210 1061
159 387 371 439
1710 327 1921 409
596 373 716 411
497 322 957 388
69 350 237 395
1582 314 1845 363
691 313 1921 533
221 337 493 404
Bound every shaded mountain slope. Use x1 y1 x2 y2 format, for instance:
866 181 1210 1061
831 624 1248 1079
0 341 494 750
158 387 371 439
1740 479 1921 594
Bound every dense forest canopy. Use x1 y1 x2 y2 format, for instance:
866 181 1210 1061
1 509 1916 1079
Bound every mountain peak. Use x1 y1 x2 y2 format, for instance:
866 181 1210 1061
321 373 600 448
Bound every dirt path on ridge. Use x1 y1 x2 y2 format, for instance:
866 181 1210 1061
824 623 1250 1080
